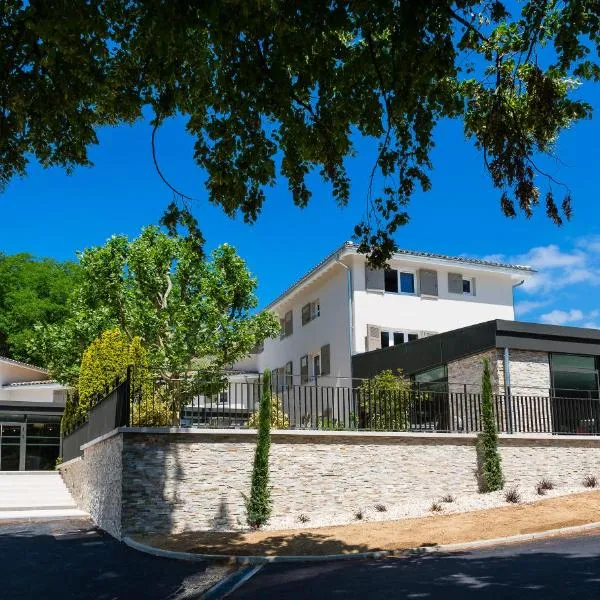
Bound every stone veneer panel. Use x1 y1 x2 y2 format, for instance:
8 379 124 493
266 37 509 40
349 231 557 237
60 434 123 538
62 430 600 538
498 349 551 396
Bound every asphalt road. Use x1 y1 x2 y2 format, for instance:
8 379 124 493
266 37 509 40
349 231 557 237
0 518 226 600
230 534 600 599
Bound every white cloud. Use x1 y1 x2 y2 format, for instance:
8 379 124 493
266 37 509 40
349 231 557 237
515 244 586 270
514 300 550 316
540 309 584 325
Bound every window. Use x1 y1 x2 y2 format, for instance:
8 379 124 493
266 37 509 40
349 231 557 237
313 355 321 378
550 354 599 398
280 310 293 338
300 355 309 384
448 272 476 296
384 269 399 293
302 300 320 325
285 361 293 387
380 329 418 347
399 272 415 294
413 365 448 393
380 331 390 347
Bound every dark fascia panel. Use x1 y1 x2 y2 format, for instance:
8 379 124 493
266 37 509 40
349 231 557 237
351 320 497 380
351 319 600 381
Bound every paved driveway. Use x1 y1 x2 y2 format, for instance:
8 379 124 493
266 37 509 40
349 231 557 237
230 533 600 599
0 519 228 600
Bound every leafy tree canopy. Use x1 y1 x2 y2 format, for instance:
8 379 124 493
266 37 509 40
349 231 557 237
2 1 598 264
0 252 79 364
34 226 279 384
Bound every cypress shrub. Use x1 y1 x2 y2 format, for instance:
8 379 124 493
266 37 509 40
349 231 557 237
246 369 273 528
478 357 504 492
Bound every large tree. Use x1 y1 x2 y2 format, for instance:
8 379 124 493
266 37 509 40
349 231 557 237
2 2 598 263
34 226 279 384
0 252 79 364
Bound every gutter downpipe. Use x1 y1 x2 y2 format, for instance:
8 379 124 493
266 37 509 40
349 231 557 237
504 279 524 434
335 253 355 366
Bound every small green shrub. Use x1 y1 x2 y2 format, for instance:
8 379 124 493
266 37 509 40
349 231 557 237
245 370 273 528
247 391 289 429
441 494 455 503
374 503 387 512
298 514 310 524
430 501 442 512
536 478 554 495
583 475 598 488
478 357 504 492
54 456 63 470
354 509 365 520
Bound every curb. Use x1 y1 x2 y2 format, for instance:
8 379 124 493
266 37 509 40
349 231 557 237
122 521 600 565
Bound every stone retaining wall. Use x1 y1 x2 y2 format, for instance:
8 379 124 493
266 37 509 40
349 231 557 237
60 428 600 538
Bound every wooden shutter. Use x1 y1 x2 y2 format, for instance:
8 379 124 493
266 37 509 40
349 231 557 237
300 355 309 383
285 310 293 336
320 344 331 375
367 325 382 351
301 303 311 326
419 269 438 296
279 317 285 339
365 267 385 291
285 361 293 387
448 272 463 294
471 278 476 296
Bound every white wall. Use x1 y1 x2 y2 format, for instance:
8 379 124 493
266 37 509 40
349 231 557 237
0 386 65 404
351 256 517 354
257 264 351 384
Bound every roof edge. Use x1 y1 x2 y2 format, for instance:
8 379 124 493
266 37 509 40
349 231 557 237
0 356 49 374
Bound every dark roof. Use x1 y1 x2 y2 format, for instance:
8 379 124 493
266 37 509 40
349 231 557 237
351 319 600 380
0 356 48 373
264 242 534 310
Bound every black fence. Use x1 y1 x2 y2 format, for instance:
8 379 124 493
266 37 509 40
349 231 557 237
62 375 130 462
61 371 600 459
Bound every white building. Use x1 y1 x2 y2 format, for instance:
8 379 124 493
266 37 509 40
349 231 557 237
247 242 534 386
0 356 67 470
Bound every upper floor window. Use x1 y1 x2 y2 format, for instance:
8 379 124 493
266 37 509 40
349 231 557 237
383 269 416 294
301 300 320 325
280 310 293 339
380 329 420 348
448 273 476 296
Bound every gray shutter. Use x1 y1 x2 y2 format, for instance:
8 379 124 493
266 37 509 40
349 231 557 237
301 303 311 325
448 272 463 294
419 269 438 296
367 325 381 351
285 310 293 336
471 278 476 296
320 344 331 375
365 267 385 291
279 317 285 339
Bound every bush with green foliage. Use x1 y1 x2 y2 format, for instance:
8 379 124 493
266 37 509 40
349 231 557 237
478 357 504 492
247 389 289 429
246 370 273 528
359 369 411 430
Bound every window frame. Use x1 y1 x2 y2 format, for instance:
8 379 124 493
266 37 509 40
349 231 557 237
462 277 474 296
379 328 420 347
398 270 417 295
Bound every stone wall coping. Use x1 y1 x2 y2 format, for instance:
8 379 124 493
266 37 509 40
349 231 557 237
59 455 83 469
75 426 600 452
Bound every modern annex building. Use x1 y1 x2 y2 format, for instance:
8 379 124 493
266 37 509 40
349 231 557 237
0 356 67 470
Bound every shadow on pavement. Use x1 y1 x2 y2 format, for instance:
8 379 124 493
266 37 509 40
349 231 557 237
0 519 229 600
228 535 600 599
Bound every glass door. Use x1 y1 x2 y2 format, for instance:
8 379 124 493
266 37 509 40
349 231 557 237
0 424 25 471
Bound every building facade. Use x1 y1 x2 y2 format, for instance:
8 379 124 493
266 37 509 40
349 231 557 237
0 356 67 470
250 242 533 386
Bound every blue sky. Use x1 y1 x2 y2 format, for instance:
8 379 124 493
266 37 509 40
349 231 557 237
1 84 599 326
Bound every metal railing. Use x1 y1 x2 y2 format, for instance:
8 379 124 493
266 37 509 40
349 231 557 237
60 369 600 459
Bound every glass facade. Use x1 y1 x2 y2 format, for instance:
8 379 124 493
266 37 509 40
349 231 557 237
0 414 61 471
550 354 599 399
